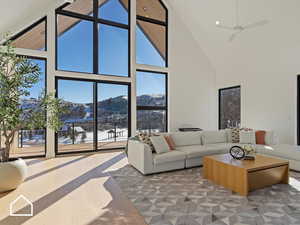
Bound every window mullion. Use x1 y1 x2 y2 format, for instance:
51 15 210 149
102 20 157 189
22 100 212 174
93 0 99 74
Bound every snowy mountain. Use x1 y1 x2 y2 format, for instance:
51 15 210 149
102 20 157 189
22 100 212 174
20 94 166 120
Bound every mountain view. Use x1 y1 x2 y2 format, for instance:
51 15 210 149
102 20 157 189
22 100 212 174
20 94 166 133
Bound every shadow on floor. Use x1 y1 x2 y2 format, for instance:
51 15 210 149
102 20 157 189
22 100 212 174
25 154 92 183
85 174 147 225
0 153 126 225
25 159 46 166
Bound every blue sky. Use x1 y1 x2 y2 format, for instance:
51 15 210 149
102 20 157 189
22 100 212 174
28 0 166 104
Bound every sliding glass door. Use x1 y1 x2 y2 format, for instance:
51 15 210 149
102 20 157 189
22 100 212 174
56 78 129 154
97 83 129 149
57 80 95 153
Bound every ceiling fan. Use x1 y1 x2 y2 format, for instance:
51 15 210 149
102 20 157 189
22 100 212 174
215 0 269 42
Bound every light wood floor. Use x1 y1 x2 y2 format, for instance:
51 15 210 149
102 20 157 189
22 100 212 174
0 151 146 225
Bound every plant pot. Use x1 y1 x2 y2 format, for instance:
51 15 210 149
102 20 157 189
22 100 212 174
0 158 28 193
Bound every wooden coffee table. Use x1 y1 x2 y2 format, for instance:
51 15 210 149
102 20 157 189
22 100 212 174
203 154 289 196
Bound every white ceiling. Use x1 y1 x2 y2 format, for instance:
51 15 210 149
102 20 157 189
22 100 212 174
164 0 300 85
0 0 64 37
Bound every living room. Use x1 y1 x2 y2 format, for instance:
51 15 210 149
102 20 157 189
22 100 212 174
0 0 300 225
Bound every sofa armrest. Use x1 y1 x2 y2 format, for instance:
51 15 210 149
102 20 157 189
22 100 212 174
127 140 153 175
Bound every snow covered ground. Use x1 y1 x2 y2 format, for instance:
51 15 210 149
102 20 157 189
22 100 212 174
57 129 128 145
19 134 45 147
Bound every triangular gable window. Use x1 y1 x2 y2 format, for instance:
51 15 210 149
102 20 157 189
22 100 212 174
99 0 129 25
137 0 167 22
11 17 47 51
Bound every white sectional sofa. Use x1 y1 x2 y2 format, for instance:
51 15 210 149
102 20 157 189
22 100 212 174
127 130 300 175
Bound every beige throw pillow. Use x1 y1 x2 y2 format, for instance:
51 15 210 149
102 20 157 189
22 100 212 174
150 136 170 154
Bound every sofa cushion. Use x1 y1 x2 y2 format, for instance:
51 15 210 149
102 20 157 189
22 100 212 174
176 145 227 159
201 130 227 144
205 143 237 152
153 150 186 165
170 132 201 147
256 144 300 161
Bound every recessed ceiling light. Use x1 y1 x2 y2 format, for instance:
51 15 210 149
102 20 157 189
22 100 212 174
216 21 220 25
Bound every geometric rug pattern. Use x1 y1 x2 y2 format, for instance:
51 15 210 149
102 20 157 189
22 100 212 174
110 165 300 225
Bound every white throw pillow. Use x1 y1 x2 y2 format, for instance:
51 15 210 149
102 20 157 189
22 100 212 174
225 129 232 143
150 136 170 154
265 131 278 145
240 131 256 144
202 130 227 144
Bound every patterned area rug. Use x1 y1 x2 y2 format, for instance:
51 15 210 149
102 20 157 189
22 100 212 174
109 165 300 225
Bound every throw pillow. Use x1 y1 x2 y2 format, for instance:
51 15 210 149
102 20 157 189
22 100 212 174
150 136 170 154
164 135 176 150
231 128 240 143
225 129 233 143
138 133 156 152
255 130 266 145
240 130 256 144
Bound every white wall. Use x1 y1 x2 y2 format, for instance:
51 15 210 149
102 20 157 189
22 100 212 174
168 10 217 131
168 0 300 144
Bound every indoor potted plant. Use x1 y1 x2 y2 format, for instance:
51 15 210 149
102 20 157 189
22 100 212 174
0 38 65 192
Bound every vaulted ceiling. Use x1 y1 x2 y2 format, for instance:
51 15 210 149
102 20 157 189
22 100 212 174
2 0 300 81
165 0 300 84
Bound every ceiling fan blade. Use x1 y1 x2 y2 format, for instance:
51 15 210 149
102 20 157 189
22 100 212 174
216 24 235 30
243 19 269 29
228 30 243 42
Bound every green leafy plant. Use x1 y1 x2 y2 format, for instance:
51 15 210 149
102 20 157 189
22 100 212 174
0 38 66 162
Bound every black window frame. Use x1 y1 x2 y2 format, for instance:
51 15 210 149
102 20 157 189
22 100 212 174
297 75 300 145
9 17 47 51
55 77 132 155
13 56 47 159
55 0 131 77
136 0 168 67
136 69 168 133
218 85 241 130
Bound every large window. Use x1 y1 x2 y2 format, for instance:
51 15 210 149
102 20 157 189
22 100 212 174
8 58 47 158
135 0 168 133
56 0 130 76
136 0 167 67
219 86 241 129
6 0 169 157
56 78 130 154
136 71 167 133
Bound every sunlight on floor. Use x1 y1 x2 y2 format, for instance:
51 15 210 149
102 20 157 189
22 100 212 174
289 177 300 191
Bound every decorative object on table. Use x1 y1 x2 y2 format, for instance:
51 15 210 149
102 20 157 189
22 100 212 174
178 128 202 132
229 146 245 160
230 145 256 160
0 36 66 193
243 144 256 155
